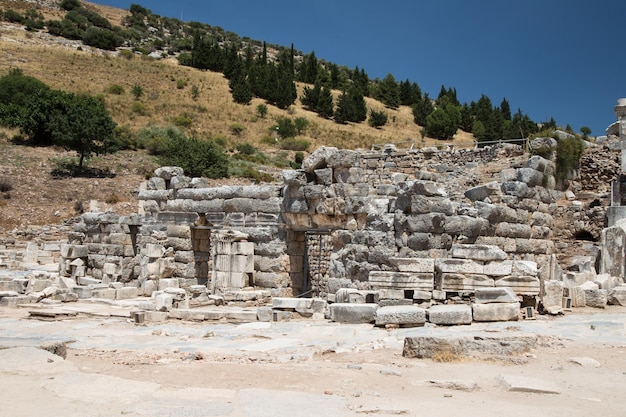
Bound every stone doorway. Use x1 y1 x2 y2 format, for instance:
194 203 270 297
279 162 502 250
304 230 333 298
190 225 211 286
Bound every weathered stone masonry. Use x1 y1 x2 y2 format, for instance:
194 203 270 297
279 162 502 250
58 142 571 310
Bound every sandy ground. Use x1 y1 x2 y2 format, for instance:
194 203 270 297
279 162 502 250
1 305 625 417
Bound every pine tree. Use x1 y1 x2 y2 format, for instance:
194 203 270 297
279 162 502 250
378 73 400 109
412 94 434 126
316 86 334 119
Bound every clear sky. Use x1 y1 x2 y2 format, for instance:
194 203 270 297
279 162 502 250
94 0 625 136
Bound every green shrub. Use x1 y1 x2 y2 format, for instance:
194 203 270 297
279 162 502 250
171 112 193 128
260 135 277 146
106 84 124 95
230 123 245 136
160 135 229 178
555 135 585 181
119 49 134 60
368 109 388 128
176 79 187 89
3 10 25 24
212 135 227 148
256 103 268 118
236 142 256 155
136 125 182 155
280 138 310 152
294 117 309 135
130 101 148 115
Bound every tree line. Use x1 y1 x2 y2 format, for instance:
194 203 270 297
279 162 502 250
0 1 575 141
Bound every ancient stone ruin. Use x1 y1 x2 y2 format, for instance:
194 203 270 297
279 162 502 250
2 100 626 326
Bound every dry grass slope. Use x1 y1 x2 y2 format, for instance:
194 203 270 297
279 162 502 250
0 0 476 230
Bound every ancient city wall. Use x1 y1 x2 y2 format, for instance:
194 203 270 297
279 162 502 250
55 143 578 308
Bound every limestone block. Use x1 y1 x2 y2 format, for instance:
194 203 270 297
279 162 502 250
472 302 520 322
411 196 454 215
158 278 179 290
369 271 434 291
257 306 273 322
516 167 544 187
116 287 138 300
61 244 88 259
608 285 626 306
145 243 165 258
541 280 564 314
515 239 554 255
233 241 254 255
155 293 174 312
154 166 184 179
451 244 507 262
329 303 377 324
584 289 607 308
564 286 586 307
501 181 530 198
475 287 518 304
91 288 116 300
427 304 472 325
390 258 435 273
378 289 407 300
375 305 426 327
167 237 192 251
137 189 172 201
511 260 538 277
272 297 313 310
440 273 494 292
72 286 92 299
444 216 489 237
405 213 446 234
103 262 117 275
495 223 532 239
495 276 540 295
483 261 513 277
144 311 168 323
464 181 500 202
436 259 484 275
141 280 157 297
253 272 289 289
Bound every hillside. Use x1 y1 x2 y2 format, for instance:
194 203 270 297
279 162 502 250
0 0 480 231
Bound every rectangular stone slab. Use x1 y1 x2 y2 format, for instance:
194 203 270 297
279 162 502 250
369 271 434 291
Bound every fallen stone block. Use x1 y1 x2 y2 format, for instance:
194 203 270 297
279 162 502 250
499 375 560 394
403 334 537 359
608 285 626 306
72 286 92 299
116 287 138 300
144 311 168 323
427 304 472 325
224 309 259 322
330 303 378 324
584 289 607 308
374 305 426 327
440 273 494 292
272 297 313 310
475 287 518 304
472 302 519 322
495 276 540 295
91 288 116 300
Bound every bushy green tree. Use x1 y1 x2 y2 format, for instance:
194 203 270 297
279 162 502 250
368 109 388 128
82 26 123 50
316 86 334 119
412 94 434 126
160 135 229 178
0 68 50 108
377 73 400 109
424 103 461 139
334 85 366 124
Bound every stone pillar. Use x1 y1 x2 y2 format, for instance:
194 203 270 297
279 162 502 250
614 98 626 174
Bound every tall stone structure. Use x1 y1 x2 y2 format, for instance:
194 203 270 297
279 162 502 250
601 98 626 276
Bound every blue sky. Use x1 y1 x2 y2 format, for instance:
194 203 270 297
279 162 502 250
94 0 625 136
